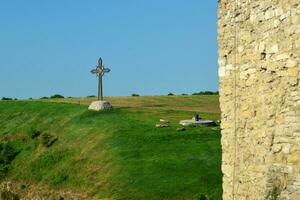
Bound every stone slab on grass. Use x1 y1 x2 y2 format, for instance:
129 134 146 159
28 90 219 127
179 119 215 127
88 101 112 111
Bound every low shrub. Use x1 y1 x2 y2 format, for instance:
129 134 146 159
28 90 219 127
1 97 13 101
40 96 49 99
27 127 41 139
167 93 174 96
0 142 19 178
192 91 219 95
194 193 213 200
41 133 58 147
131 93 140 97
0 165 9 179
50 94 64 99
266 186 280 200
0 143 19 165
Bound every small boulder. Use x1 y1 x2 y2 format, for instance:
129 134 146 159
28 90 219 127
156 124 169 128
160 119 169 123
176 127 186 131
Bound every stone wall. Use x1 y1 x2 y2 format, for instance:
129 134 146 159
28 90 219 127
218 0 300 199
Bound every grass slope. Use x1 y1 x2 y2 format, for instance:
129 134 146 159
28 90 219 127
40 95 220 113
0 96 222 200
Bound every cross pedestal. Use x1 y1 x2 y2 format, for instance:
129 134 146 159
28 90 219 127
88 100 112 111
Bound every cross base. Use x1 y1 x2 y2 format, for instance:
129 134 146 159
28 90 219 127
88 101 113 111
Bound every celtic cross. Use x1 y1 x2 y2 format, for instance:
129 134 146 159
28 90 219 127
90 57 111 101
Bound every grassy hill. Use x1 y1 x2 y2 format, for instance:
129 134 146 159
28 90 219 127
40 95 220 113
0 95 222 200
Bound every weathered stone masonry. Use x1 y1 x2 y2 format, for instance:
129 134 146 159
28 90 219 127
218 0 300 199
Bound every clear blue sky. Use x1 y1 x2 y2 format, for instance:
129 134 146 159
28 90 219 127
0 0 218 98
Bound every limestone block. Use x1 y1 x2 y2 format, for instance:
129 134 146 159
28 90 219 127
295 25 300 34
275 8 284 16
272 144 282 153
219 67 226 77
275 53 290 61
274 137 289 144
287 153 300 163
88 101 112 111
282 143 291 154
265 9 275 20
222 164 233 178
286 59 298 68
288 67 299 77
266 44 279 54
295 39 300 48
259 42 266 53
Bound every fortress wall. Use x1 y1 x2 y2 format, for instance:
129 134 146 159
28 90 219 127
218 0 300 199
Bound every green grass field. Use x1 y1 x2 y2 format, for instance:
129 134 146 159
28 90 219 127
0 95 222 200
40 95 220 113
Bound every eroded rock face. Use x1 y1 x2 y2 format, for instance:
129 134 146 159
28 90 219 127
218 0 300 199
88 101 112 111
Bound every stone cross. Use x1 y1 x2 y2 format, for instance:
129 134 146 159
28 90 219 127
90 57 111 101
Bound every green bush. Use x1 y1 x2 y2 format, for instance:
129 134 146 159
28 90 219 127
192 91 219 95
27 127 41 139
50 94 64 99
0 143 18 165
1 97 13 101
266 187 280 200
167 93 174 96
194 193 213 200
0 142 19 178
40 96 49 99
0 165 9 179
131 93 140 97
